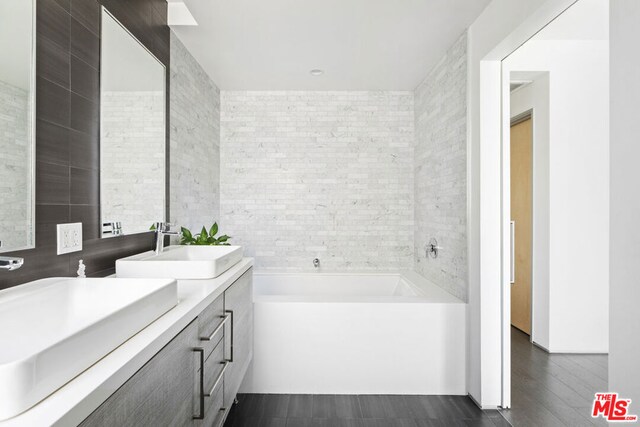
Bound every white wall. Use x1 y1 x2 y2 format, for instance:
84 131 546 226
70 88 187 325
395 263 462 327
220 91 414 271
510 74 551 350
610 0 640 410
170 32 221 232
505 38 609 353
467 0 551 407
467 0 576 407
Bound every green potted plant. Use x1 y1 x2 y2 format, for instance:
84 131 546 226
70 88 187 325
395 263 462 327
179 222 231 246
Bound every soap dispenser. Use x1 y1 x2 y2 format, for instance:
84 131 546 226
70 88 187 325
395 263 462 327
77 259 86 278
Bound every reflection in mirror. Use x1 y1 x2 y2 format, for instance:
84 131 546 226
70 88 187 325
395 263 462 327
100 9 166 238
0 1 35 253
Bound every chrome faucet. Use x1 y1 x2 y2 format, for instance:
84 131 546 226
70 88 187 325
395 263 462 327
153 222 180 255
313 258 320 268
0 256 24 271
0 241 24 271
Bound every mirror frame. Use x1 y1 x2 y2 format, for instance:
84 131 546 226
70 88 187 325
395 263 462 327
0 0 36 253
98 6 167 238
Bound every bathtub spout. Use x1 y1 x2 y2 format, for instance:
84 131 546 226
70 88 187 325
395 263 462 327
313 258 320 268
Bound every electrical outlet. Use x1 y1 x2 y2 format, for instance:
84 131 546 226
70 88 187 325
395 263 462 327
57 223 83 255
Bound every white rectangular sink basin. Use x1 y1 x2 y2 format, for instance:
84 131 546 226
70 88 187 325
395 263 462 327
0 277 177 421
116 245 243 280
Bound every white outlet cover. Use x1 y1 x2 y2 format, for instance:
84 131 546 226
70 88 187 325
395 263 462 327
57 223 83 255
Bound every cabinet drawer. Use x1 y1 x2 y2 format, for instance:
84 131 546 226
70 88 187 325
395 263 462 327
199 384 225 427
198 294 226 357
194 340 227 427
203 338 226 398
224 313 253 407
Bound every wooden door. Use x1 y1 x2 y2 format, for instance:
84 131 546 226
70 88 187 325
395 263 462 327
510 117 533 335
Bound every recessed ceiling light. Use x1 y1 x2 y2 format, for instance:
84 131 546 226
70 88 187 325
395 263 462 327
310 69 324 76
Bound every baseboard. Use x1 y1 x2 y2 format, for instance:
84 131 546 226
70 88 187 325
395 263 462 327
531 339 608 355
532 340 550 353
468 393 501 410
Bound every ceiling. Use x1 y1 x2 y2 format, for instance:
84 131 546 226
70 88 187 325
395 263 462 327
170 0 491 90
535 0 608 41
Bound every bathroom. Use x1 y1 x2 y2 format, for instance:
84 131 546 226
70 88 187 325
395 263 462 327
0 0 638 426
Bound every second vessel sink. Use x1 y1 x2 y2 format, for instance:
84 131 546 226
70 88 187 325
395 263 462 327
116 245 243 280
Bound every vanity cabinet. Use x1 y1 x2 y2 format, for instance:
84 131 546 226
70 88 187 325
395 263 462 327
81 268 253 427
194 269 253 425
222 271 253 409
80 320 199 427
194 294 226 426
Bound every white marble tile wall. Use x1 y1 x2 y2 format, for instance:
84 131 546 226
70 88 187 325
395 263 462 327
220 91 414 271
101 90 165 234
0 80 31 249
169 32 221 232
414 31 468 301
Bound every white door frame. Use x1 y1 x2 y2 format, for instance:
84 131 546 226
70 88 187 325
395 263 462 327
474 0 579 409
497 1 580 409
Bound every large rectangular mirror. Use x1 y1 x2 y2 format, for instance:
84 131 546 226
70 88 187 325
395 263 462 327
0 1 35 253
100 8 166 237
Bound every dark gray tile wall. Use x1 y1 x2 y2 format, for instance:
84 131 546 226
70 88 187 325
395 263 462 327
0 0 169 290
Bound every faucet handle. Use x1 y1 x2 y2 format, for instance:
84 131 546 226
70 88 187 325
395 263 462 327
155 222 181 236
0 256 24 271
425 238 442 259
154 222 175 232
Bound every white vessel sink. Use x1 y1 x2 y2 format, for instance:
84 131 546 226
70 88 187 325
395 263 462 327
116 245 243 280
0 277 177 421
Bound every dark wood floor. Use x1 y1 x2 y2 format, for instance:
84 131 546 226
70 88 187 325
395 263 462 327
501 327 608 426
224 394 511 426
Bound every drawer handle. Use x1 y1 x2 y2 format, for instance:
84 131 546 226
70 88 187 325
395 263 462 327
226 309 234 362
193 347 205 420
201 313 230 342
215 407 228 427
206 360 230 397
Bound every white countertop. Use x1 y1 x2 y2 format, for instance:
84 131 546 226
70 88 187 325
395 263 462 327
0 258 253 427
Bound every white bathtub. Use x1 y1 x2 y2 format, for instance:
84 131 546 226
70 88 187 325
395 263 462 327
241 271 466 395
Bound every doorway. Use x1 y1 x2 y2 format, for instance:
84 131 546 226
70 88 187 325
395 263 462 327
510 115 532 336
500 0 610 421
